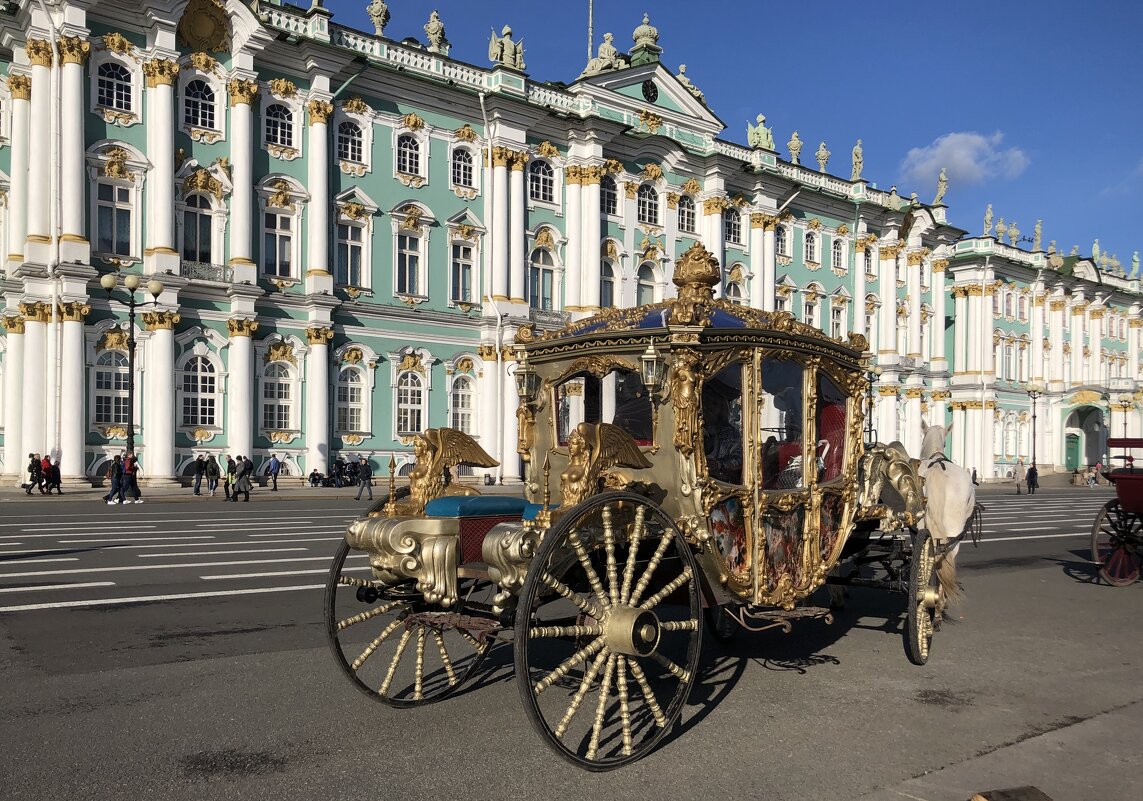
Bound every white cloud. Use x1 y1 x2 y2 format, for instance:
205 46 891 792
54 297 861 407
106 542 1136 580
899 132 1028 188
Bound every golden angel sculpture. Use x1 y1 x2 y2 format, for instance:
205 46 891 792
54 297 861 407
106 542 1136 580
560 422 653 507
407 428 499 513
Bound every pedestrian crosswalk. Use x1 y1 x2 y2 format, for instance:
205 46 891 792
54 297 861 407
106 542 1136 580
972 490 1116 545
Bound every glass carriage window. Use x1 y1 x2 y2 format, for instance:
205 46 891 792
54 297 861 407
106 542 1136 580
528 248 555 310
337 121 363 163
703 364 744 486
600 262 615 308
451 243 473 303
776 225 788 256
97 62 132 111
832 240 844 271
759 358 806 490
451 149 473 187
396 134 420 175
181 356 216 427
816 372 847 484
450 375 475 435
805 232 817 263
336 223 364 286
397 233 420 295
96 183 132 257
183 79 215 129
263 211 292 277
262 363 292 430
396 371 424 436
636 264 656 306
600 175 618 216
181 194 212 264
529 161 554 203
336 368 364 432
636 185 658 225
94 351 129 425
724 209 742 245
265 104 293 147
677 195 696 233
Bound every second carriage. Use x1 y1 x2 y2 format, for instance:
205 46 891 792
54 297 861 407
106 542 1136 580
325 243 953 768
1091 437 1143 586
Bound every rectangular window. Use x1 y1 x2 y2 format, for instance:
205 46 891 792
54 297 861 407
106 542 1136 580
263 212 292 277
831 307 844 339
336 384 363 431
336 223 364 286
96 183 132 257
397 234 420 295
451 244 473 303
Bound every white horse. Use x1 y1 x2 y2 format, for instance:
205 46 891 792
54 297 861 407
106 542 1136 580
918 421 977 614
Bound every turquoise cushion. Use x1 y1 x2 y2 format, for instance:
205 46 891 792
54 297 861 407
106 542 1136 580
424 495 529 519
523 502 560 521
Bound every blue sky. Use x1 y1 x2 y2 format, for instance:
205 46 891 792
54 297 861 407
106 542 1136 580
327 0 1143 274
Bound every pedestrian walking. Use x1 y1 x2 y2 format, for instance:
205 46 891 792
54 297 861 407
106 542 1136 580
223 456 237 500
1087 467 1097 488
354 456 374 501
205 455 221 496
25 453 43 495
192 454 207 496
44 459 63 495
1026 463 1039 495
971 467 979 485
1013 458 1026 495
123 449 143 503
267 453 281 491
40 454 51 492
104 455 124 504
232 455 252 502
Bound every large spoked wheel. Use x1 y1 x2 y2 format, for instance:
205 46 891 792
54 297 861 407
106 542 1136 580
325 539 493 708
905 529 939 665
1091 500 1142 587
514 492 703 770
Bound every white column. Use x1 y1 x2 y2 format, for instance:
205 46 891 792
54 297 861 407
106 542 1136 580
878 245 899 361
24 41 52 261
305 100 333 294
500 357 520 481
703 199 724 297
950 404 967 466
143 59 179 271
1087 309 1102 385
2 318 25 481
228 80 258 282
142 312 179 483
490 151 509 301
564 169 582 311
853 242 867 337
58 303 90 480
479 347 499 480
227 320 257 461
1129 318 1141 383
748 214 765 309
1070 303 1085 386
931 260 947 368
906 251 922 357
58 37 90 263
953 289 968 374
508 153 526 304
581 170 602 310
19 303 48 462
6 73 30 271
305 326 332 475
761 220 777 312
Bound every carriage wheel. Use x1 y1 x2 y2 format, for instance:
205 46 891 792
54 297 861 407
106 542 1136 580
1090 500 1142 587
324 538 493 708
515 492 703 770
905 530 939 665
704 604 740 642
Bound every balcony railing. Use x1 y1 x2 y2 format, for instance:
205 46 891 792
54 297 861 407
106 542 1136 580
180 261 232 283
529 307 570 327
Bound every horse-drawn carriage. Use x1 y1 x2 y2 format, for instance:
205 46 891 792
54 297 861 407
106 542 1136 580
324 243 963 768
1091 438 1143 586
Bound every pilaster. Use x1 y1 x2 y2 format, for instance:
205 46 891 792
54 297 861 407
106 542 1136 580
227 317 259 460
580 166 603 310
6 73 30 274
18 301 51 462
508 151 527 305
304 325 334 474
563 167 583 311
1 315 25 481
143 58 180 274
25 41 53 266
228 79 259 283
305 99 334 294
141 310 181 484
58 301 90 480
58 35 91 264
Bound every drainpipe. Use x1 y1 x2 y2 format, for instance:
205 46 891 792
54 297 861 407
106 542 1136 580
479 91 504 483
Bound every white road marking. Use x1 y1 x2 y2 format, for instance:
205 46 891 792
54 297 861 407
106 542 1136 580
137 548 309 558
0 583 325 612
0 554 365 579
246 529 350 537
0 542 23 546
0 557 80 564
201 566 371 580
979 532 1088 543
0 581 115 594
57 536 215 543
18 525 158 531
114 537 343 549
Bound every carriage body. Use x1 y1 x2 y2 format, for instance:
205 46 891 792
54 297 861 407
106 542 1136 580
1091 437 1143 586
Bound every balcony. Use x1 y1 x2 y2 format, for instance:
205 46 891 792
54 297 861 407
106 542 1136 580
180 261 232 283
529 307 570 328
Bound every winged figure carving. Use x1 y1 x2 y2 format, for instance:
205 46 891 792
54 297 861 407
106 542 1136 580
407 428 499 513
560 422 653 507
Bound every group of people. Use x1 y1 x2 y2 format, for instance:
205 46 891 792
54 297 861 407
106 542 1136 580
24 453 63 495
102 450 143 504
190 454 260 501
307 457 369 489
1012 459 1040 495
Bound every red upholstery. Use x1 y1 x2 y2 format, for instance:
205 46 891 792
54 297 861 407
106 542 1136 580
818 403 846 482
458 515 519 564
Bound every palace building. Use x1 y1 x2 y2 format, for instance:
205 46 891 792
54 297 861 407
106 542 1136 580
0 0 1138 486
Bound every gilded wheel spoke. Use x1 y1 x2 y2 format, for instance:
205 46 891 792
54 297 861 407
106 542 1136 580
413 628 427 701
602 505 620 607
431 629 459 686
586 653 618 761
649 651 690 682
638 566 694 611
539 572 605 620
629 527 675 607
619 506 648 605
528 624 604 639
627 658 667 728
616 656 633 756
337 575 382 589
378 627 414 697
567 528 610 610
534 635 607 694
337 600 402 631
660 619 699 633
351 616 404 670
554 648 609 738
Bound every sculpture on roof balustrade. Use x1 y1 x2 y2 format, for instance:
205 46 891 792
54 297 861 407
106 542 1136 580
851 139 863 181
366 0 389 36
933 167 948 205
676 64 704 103
489 25 526 70
581 32 626 76
787 130 803 165
815 141 830 172
424 10 449 55
983 204 993 237
747 114 774 150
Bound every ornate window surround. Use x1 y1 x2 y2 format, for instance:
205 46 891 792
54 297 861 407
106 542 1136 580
174 329 228 437
334 188 379 291
177 55 226 143
254 333 307 439
260 82 303 161
333 342 379 442
527 158 562 210
448 143 480 199
389 201 434 302
335 104 373 177
86 140 148 266
393 125 429 188
257 175 308 282
174 159 231 271
85 318 145 439
389 346 437 440
90 45 141 126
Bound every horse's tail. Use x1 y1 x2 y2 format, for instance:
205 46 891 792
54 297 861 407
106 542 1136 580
935 544 962 606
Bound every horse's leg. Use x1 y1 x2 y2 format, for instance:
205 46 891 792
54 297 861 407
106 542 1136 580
934 542 961 627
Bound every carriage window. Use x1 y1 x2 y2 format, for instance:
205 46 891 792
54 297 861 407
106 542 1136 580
554 370 652 447
703 365 744 485
758 358 805 489
815 372 847 484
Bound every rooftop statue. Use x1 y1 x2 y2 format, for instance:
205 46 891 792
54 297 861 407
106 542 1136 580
1007 220 1020 246
1070 245 1079 256
366 0 390 36
851 139 863 181
746 114 774 150
582 32 625 76
1132 251 1140 278
815 141 830 172
933 167 948 205
983 204 993 236
995 217 1007 242
787 131 803 165
633 12 660 48
676 64 704 103
489 25 525 70
1047 240 1056 255
1092 238 1100 263
424 10 449 55
1033 220 1042 251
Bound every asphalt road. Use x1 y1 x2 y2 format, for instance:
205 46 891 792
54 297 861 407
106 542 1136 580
1 489 1140 801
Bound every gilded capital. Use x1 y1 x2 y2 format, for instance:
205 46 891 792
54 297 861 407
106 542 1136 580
57 302 91 322
580 165 603 185
142 58 180 87
752 213 778 230
227 318 259 337
305 325 335 345
1130 319 1143 329
489 146 512 168
227 78 259 106
564 165 583 185
508 150 529 171
930 258 948 273
1 315 25 334
702 197 728 215
26 39 53 67
307 99 334 125
1049 299 1066 311
906 249 929 266
57 36 91 65
142 310 181 330
18 301 52 323
1088 308 1105 319
879 242 904 259
8 74 31 101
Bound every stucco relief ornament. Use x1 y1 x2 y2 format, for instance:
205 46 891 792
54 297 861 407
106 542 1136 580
933 167 948 205
676 64 704 103
366 0 390 36
787 131 803 165
983 204 993 237
424 10 450 55
489 25 525 70
746 114 775 150
851 139 863 180
815 141 830 172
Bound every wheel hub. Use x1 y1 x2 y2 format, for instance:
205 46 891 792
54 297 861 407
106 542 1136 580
603 605 661 657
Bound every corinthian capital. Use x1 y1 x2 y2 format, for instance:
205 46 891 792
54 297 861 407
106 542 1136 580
57 36 91 65
25 39 53 67
142 58 180 87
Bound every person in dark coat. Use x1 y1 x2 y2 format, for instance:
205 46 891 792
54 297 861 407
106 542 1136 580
1026 463 1039 495
104 455 124 504
26 453 43 495
223 456 237 500
354 457 374 501
43 459 63 495
192 455 207 496
232 455 252 502
205 455 221 496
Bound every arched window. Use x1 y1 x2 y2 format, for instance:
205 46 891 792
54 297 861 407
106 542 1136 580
265 104 293 147
636 264 656 306
181 356 217 426
397 134 420 175
776 225 788 256
183 79 215 129
1004 293 1014 318
396 371 424 436
1018 296 1026 322
832 240 844 271
864 246 874 274
600 175 618 216
336 367 365 433
677 195 696 233
723 209 742 244
451 148 473 187
262 363 293 430
600 261 615 308
636 185 659 225
804 232 817 264
94 351 129 425
337 121 363 163
181 194 212 264
529 161 554 203
97 62 133 111
450 375 475 435
528 248 556 310
725 282 745 306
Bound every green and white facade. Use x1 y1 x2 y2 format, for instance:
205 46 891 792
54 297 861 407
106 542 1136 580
0 0 1139 485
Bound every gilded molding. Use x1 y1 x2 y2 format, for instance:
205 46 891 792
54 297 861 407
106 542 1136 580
57 36 91 65
1129 319 1143 329
307 99 333 125
625 181 639 199
1072 303 1088 315
339 201 367 221
637 108 662 134
101 32 133 55
401 112 425 130
564 165 583 185
641 162 663 181
183 168 224 200
702 197 728 215
265 340 297 366
56 302 91 322
26 39 53 67
8 74 31 101
879 242 904 259
227 318 259 337
268 78 297 98
681 177 701 194
1 315 25 334
666 192 679 209
1049 299 1066 311
453 123 477 142
142 311 181 330
18 301 52 323
305 326 334 345
904 388 924 399
877 385 900 396
227 78 259 106
142 58 180 87
535 140 559 158
1088 308 1105 319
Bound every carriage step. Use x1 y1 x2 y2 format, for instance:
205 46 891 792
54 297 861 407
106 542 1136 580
732 605 833 633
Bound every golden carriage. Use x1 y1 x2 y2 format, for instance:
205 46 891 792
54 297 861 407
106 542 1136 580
325 243 940 769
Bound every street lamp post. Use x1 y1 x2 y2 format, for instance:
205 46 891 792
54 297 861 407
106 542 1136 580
99 273 164 454
1026 382 1043 467
1115 395 1133 465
